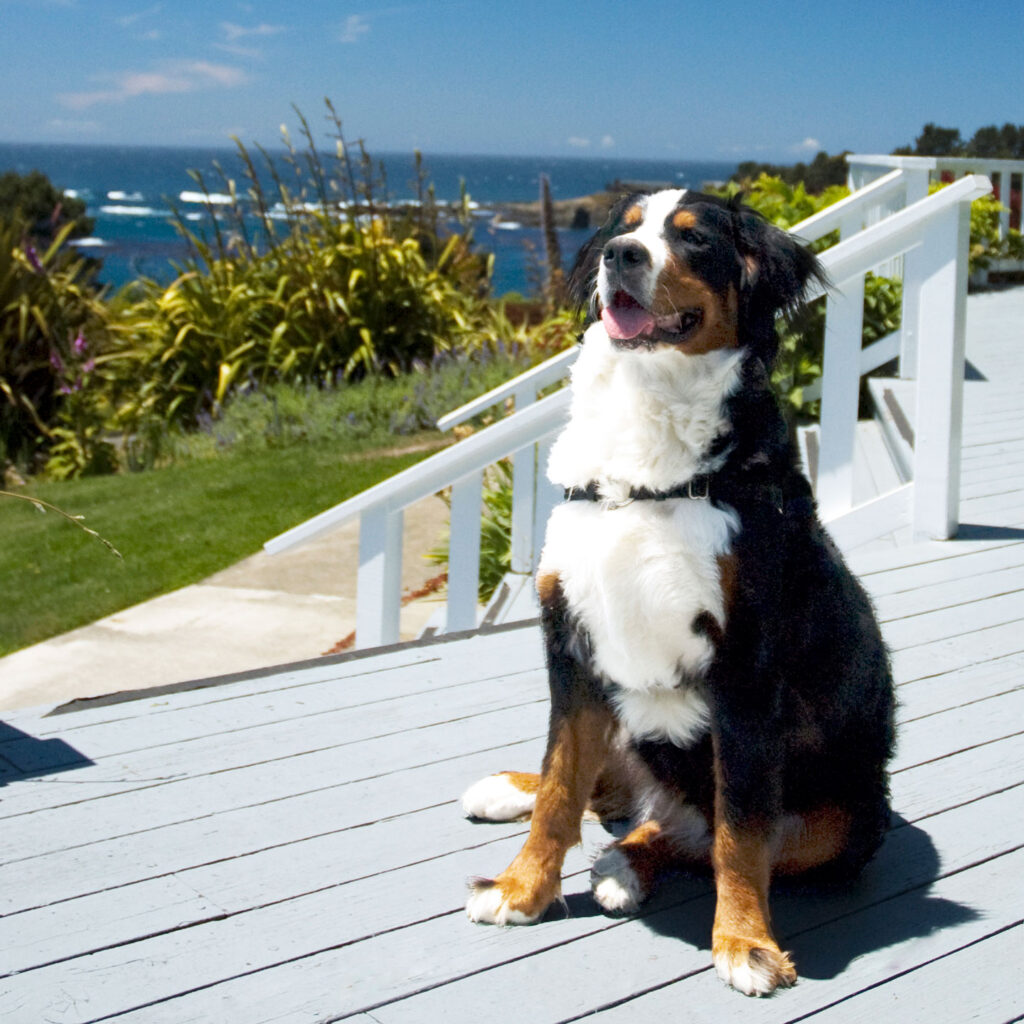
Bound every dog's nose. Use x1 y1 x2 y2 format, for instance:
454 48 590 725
603 237 651 270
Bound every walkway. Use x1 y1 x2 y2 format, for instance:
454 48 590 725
1 286 1023 1022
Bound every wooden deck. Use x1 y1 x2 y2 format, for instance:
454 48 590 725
3 286 1024 1023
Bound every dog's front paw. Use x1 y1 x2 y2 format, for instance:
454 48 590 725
466 877 549 926
461 772 537 821
712 936 796 996
590 846 645 915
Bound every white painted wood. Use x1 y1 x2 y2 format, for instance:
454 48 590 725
801 330 900 404
445 470 484 632
509 392 536 574
817 273 865 518
355 506 403 647
826 484 912 552
912 202 971 540
897 167 931 378
434 347 576 431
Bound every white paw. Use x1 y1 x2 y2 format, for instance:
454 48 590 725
590 846 643 914
465 883 540 926
712 944 796 997
461 773 536 821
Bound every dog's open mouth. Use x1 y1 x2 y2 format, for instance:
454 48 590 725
601 291 704 349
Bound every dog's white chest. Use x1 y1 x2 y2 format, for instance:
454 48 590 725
540 497 736 708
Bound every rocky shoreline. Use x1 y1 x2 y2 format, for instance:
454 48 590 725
481 177 727 230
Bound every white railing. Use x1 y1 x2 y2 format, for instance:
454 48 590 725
849 154 1023 282
265 168 990 648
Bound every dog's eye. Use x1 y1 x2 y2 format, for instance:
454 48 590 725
677 226 708 246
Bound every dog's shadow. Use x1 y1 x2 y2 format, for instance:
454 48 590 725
574 814 977 981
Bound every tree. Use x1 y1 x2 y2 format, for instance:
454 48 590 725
0 169 94 246
915 124 964 156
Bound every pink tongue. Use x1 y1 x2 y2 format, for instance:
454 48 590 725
601 304 657 341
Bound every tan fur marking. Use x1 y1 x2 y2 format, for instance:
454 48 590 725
624 204 643 226
612 820 679 895
712 818 797 990
717 553 738 618
501 771 541 796
774 805 852 875
484 705 616 918
536 571 561 607
672 209 697 230
650 258 739 355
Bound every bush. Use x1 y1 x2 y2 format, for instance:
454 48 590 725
106 104 498 437
0 216 113 471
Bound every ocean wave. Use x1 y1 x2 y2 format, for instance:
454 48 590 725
494 221 522 231
99 205 164 217
179 190 234 205
107 190 145 202
70 237 109 248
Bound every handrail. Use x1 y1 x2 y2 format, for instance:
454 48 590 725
265 388 570 555
435 346 577 431
812 174 991 287
790 169 907 244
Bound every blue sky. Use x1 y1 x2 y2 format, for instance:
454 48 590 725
1 0 1020 160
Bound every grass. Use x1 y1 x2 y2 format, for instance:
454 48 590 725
0 437 439 656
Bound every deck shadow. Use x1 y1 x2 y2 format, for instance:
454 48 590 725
0 720 94 786
630 815 977 981
955 523 1024 541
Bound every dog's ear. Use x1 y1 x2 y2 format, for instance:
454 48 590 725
733 200 828 359
567 193 649 322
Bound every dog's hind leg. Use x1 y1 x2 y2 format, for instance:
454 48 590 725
461 772 540 821
591 804 712 914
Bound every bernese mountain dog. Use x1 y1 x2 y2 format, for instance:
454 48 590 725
461 189 895 996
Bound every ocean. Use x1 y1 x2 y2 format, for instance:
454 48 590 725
0 142 737 296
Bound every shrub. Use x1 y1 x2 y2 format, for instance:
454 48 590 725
106 104 498 437
0 216 113 471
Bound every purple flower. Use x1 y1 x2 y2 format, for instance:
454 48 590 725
49 351 64 372
73 333 88 355
25 244 43 274
82 359 96 375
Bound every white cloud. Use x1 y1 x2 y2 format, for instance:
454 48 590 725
567 136 591 148
58 61 249 110
792 136 821 152
339 14 370 43
117 5 162 28
600 135 615 149
221 21 286 41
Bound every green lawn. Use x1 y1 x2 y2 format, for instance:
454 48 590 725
0 440 438 656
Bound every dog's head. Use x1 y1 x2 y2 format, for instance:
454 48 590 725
568 189 825 363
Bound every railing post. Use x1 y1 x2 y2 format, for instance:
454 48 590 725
510 386 537 573
815 208 864 520
898 167 931 379
912 201 971 540
532 437 562 570
356 507 403 648
446 470 483 632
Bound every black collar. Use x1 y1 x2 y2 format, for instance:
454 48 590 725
564 473 793 513
564 476 713 507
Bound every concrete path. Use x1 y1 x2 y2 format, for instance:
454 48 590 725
0 495 450 712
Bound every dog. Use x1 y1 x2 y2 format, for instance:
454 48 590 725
461 189 895 996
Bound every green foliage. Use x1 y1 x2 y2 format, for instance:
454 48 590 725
106 103 497 437
0 169 94 245
160 346 533 463
731 151 849 194
0 216 112 470
956 186 1024 274
894 122 1024 159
